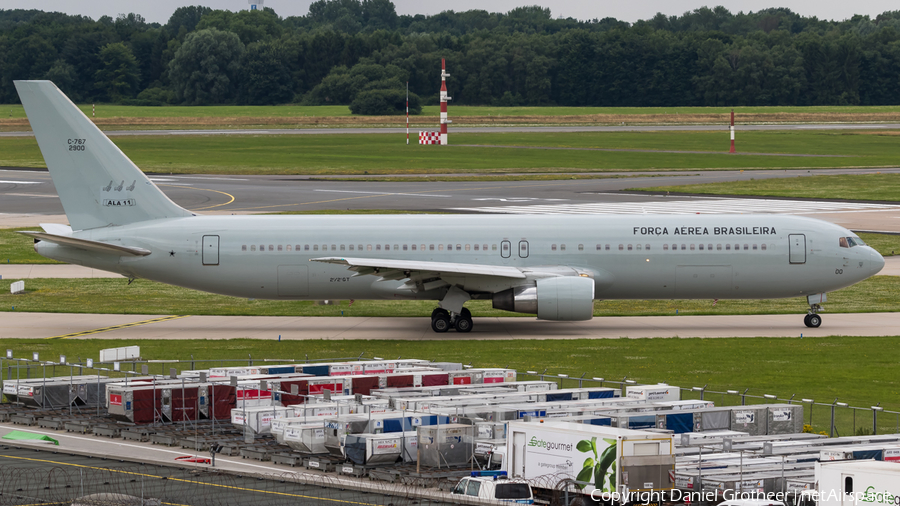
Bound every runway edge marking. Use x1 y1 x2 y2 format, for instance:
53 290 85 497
45 315 189 340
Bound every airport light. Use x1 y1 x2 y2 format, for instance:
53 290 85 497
373 357 384 360
802 399 814 403
764 394 777 399
558 374 568 378
624 379 636 384
836 402 848 407
727 390 738 395
32 352 39 361
59 355 66 365
692 387 704 391
592 377 604 382
526 371 537 375
463 364 472 369
6 350 11 359
86 358 93 368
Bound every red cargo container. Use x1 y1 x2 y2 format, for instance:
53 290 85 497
386 374 415 389
420 372 449 387
349 376 380 396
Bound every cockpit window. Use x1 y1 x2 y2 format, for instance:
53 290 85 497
840 237 866 248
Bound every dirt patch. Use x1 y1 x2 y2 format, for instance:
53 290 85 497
4 112 900 131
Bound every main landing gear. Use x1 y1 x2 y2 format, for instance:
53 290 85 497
804 294 825 328
431 307 473 333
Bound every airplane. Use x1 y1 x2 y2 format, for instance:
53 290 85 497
13 80 885 333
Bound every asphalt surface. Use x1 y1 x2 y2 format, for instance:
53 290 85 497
4 167 900 232
1 311 897 340
0 428 457 506
5 122 900 137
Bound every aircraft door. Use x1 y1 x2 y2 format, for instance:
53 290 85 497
789 234 806 264
202 235 219 265
518 240 529 258
501 240 511 258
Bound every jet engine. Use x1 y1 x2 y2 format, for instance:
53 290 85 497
492 276 595 321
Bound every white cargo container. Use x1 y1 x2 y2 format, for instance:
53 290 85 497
230 406 292 434
505 421 675 498
283 423 327 453
815 460 900 506
625 384 680 402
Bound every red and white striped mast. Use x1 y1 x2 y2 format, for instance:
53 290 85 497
406 81 409 145
440 59 451 145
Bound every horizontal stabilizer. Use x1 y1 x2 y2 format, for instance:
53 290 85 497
18 231 151 257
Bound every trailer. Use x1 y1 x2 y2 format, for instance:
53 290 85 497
107 384 164 424
626 384 680 402
343 432 408 465
417 424 475 468
198 384 236 420
230 406 293 434
505 421 675 499
816 459 900 505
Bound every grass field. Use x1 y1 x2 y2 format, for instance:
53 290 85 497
635 173 900 202
0 275 896 317
3 130 900 174
0 336 897 434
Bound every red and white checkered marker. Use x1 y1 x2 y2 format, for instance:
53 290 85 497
419 132 441 144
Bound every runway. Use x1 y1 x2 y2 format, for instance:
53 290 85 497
1 311 897 340
4 167 900 233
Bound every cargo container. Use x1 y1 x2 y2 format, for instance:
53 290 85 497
230 406 293 434
107 384 164 424
766 404 804 435
504 421 676 498
198 384 236 420
160 384 200 422
417 424 475 468
729 406 768 436
283 423 327 454
343 432 408 465
626 384 680 402
449 370 484 385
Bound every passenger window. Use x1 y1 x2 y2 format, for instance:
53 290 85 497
331 245 336 251
552 244 557 251
578 244 584 251
269 245 275 251
251 245 256 252
761 244 767 251
349 245 354 251
259 244 265 251
725 244 731 251
376 244 381 251
430 244 435 251
394 245 399 251
474 244 479 251
439 244 444 251
707 244 712 250
627 244 633 251
277 245 283 251
367 245 372 251
663 244 668 251
420 244 425 251
717 244 722 251
744 244 749 250
448 244 453 251
619 244 624 251
242 245 247 251
752 244 758 250
385 245 390 251
313 245 319 251
358 245 363 251
465 244 470 251
494 244 499 251
698 244 704 251
403 245 408 251
690 244 695 251
645 244 650 250
456 244 461 251
734 244 739 251
605 244 610 251
636 244 641 251
483 244 488 251
561 244 566 251
340 245 345 251
681 244 686 251
412 244 417 251
287 245 292 251
597 244 603 251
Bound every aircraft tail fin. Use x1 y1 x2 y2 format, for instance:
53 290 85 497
14 80 192 231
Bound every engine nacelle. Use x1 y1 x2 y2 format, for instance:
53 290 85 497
492 276 595 321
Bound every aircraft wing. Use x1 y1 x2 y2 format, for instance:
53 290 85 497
18 231 151 257
311 257 526 290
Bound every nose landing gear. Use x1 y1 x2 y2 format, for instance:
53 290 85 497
431 307 473 333
803 313 822 328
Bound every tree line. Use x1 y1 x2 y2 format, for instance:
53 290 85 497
2 2 900 112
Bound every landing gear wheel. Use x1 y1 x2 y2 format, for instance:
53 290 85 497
806 314 822 328
431 308 449 319
454 315 473 333
431 314 451 333
803 314 811 327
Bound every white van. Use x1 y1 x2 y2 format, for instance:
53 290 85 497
451 474 534 504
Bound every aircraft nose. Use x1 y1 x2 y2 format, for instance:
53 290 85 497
873 250 885 274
